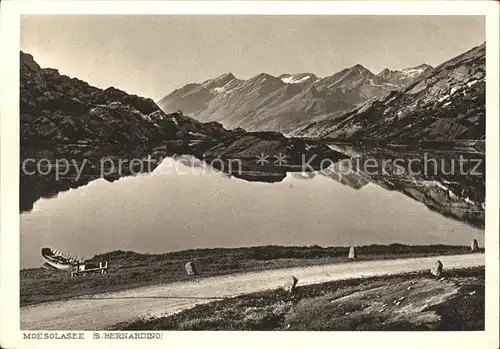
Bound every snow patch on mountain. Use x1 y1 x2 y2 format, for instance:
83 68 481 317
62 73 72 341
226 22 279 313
401 65 430 78
281 75 311 84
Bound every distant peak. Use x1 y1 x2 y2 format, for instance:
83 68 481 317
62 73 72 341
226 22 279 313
217 72 236 80
404 63 433 71
378 68 391 75
210 72 236 83
351 64 368 71
402 63 430 70
254 72 275 79
248 72 281 83
201 72 237 89
400 64 433 78
348 64 373 76
414 63 432 69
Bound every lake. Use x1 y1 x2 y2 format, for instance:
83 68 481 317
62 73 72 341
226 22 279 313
20 145 485 269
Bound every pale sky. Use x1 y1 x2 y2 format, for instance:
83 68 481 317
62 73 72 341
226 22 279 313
21 15 485 100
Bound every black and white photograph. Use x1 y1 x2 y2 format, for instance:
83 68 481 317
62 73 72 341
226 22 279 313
0 1 499 348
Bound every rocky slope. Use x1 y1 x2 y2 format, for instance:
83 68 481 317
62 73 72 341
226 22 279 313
296 43 485 141
158 64 431 133
20 51 238 146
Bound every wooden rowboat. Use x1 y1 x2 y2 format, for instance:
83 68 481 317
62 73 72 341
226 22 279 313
40 247 83 270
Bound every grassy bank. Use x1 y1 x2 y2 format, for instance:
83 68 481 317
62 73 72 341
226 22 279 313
21 244 480 306
119 267 484 331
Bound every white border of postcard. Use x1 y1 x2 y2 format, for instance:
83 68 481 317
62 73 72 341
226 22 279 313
1 1 499 349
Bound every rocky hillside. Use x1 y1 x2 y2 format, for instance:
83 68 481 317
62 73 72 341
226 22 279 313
158 64 431 133
20 51 238 147
296 43 485 141
20 50 346 162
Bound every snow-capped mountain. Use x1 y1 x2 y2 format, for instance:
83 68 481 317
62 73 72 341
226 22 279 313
158 63 432 133
295 43 485 142
376 64 433 87
157 72 243 117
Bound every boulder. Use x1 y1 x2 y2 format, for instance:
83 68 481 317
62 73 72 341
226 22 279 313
348 246 358 260
184 261 198 276
430 260 443 277
471 239 480 252
284 276 299 293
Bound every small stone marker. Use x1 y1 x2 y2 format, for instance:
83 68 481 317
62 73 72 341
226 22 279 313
185 261 198 276
284 276 299 293
348 246 358 260
430 260 443 277
471 239 480 252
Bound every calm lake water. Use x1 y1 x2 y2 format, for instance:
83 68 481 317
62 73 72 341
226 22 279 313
20 149 485 269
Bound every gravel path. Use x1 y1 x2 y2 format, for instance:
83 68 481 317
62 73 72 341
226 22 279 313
20 253 484 330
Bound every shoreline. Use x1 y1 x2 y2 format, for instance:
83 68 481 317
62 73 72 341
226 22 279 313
21 244 483 307
20 254 485 330
21 242 480 272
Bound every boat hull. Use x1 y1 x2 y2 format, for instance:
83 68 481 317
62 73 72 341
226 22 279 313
41 247 81 270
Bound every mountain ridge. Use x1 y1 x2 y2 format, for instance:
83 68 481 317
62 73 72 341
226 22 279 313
158 63 432 133
295 43 485 142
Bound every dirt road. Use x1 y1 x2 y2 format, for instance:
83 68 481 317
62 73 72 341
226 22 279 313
20 253 484 330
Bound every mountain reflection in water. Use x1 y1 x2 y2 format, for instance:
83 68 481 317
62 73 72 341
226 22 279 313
19 144 484 269
176 144 485 229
